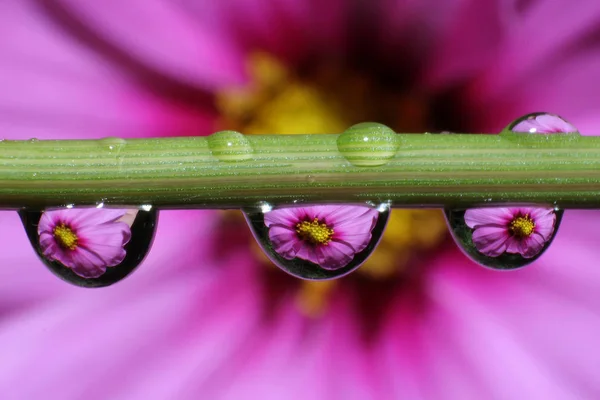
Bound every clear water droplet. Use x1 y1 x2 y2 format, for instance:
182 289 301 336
244 203 389 280
207 130 253 161
502 112 579 134
446 112 573 270
19 206 158 287
337 122 399 166
445 207 563 270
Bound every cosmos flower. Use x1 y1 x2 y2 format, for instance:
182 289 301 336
2 1 600 399
38 208 132 278
264 205 379 270
465 207 557 258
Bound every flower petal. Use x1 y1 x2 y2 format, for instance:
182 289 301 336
464 207 513 228
267 224 301 260
471 225 510 257
315 241 355 270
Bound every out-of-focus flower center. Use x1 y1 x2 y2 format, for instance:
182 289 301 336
296 218 334 245
216 53 448 316
53 224 78 250
509 215 535 238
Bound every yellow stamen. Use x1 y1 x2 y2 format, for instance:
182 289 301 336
509 215 535 238
216 53 448 316
296 218 334 245
53 224 78 250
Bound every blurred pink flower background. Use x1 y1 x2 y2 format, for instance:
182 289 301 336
2 0 600 399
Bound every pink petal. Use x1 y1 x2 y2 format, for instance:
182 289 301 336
77 222 131 265
319 205 377 226
68 248 111 278
264 208 303 228
181 0 346 63
267 224 301 260
422 0 506 89
315 242 355 270
0 1 218 140
464 207 514 228
520 233 547 258
52 0 246 89
471 225 510 257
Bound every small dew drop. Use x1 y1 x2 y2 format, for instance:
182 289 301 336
207 130 253 162
337 122 399 167
243 203 389 280
306 175 316 184
100 137 127 151
19 206 158 287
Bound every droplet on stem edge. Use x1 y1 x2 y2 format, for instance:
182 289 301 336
446 111 573 270
19 206 158 287
244 203 390 280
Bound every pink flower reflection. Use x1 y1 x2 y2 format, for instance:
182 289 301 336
265 205 378 269
38 208 131 278
465 207 557 258
512 113 578 133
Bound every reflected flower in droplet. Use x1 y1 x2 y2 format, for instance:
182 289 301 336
465 207 557 259
264 205 378 270
511 113 577 134
38 208 132 278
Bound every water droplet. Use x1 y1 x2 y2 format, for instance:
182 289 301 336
100 137 127 151
502 112 579 134
244 203 389 280
337 122 399 166
445 207 562 270
207 130 253 161
445 114 573 269
19 207 158 287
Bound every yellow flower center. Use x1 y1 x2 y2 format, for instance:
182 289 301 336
216 53 448 317
53 224 78 250
509 215 535 238
296 218 334 245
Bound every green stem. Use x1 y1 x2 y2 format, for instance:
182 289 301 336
0 131 598 209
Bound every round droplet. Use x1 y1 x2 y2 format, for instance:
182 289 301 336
19 206 158 287
337 122 399 166
207 130 253 161
502 112 579 134
244 203 389 279
445 207 562 270
100 136 127 151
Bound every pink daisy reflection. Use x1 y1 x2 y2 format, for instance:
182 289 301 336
38 208 132 278
465 207 557 258
512 113 578 133
264 206 378 269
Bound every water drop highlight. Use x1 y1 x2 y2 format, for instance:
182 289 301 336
20 206 158 287
244 203 389 279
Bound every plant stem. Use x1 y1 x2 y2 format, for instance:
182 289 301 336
1 132 598 209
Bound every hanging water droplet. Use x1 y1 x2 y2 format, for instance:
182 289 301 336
19 206 158 287
445 207 563 270
244 203 389 280
446 112 574 269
